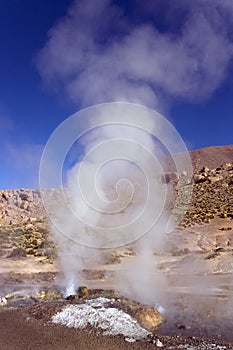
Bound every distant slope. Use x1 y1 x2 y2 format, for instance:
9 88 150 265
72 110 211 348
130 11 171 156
189 145 233 171
164 145 233 172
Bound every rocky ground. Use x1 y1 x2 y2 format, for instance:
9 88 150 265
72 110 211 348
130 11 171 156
178 162 233 228
1 285 233 349
0 189 55 263
1 305 232 350
0 162 232 257
0 158 233 349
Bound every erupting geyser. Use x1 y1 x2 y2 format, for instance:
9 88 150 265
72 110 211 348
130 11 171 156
39 102 193 302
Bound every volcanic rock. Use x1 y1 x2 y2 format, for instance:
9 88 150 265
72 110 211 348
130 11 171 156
177 162 233 228
36 289 63 301
66 294 79 301
77 285 89 298
193 174 206 184
5 288 163 336
134 308 162 331
110 297 163 332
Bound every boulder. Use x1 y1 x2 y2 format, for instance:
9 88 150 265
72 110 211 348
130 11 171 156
134 307 163 331
193 174 206 184
77 286 89 298
201 166 210 173
36 289 63 301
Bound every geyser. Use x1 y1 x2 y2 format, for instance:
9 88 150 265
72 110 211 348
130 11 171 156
39 102 193 302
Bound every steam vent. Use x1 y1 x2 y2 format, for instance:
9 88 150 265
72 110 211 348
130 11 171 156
0 286 163 342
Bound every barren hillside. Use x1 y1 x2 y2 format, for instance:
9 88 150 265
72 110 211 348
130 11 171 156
189 144 233 171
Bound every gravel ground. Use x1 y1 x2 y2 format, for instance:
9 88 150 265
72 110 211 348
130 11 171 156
0 306 233 350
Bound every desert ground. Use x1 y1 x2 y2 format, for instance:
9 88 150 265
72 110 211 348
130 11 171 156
1 146 233 349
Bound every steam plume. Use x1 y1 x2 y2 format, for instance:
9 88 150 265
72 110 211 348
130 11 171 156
40 103 192 301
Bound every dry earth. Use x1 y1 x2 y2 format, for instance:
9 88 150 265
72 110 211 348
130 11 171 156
0 146 233 349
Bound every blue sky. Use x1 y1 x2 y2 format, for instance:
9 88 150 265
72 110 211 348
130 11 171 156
0 0 232 189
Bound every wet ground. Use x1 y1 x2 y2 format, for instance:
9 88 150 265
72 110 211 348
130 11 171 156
1 270 233 347
1 304 232 350
0 294 232 350
1 218 233 349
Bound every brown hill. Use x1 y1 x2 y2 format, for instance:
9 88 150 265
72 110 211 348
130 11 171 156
164 144 233 172
189 145 233 171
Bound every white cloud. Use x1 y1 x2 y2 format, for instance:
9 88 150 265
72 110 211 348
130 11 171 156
35 0 233 108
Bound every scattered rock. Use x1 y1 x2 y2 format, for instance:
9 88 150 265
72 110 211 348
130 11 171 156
35 289 63 301
66 294 79 301
77 286 89 298
177 162 233 229
134 308 163 332
193 174 206 184
0 297 7 306
201 166 210 173
156 338 164 347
